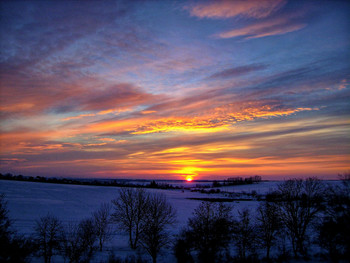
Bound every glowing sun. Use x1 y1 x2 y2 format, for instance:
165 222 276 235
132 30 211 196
186 176 193 182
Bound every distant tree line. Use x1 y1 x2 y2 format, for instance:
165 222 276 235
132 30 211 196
1 174 349 263
212 175 262 187
0 173 181 190
0 173 262 191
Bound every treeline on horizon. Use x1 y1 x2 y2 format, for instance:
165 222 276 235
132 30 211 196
1 176 350 263
0 173 262 189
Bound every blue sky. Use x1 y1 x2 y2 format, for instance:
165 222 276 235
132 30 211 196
0 0 349 179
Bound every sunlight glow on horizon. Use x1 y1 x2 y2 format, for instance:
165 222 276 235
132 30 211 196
186 176 193 182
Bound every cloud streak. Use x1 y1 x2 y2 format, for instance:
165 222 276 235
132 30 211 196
216 18 306 39
208 64 267 79
186 0 308 40
187 0 286 19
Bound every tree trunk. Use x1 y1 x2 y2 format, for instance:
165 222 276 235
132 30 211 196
129 231 136 249
297 238 305 257
266 245 270 260
291 236 298 257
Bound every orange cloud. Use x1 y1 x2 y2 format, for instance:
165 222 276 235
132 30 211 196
211 104 316 121
131 104 316 135
0 103 35 112
98 138 116 142
62 108 131 121
62 113 96 121
131 117 229 134
84 118 145 134
0 126 83 155
141 110 157 115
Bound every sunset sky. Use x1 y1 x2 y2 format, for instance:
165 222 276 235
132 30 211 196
0 0 349 180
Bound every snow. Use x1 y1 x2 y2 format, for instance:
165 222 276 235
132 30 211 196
214 181 280 194
0 180 228 262
0 179 341 262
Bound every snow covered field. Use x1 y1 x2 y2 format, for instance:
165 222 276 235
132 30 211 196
0 179 341 262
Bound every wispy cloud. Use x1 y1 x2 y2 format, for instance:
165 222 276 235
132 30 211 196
187 0 286 19
208 64 267 79
80 99 318 136
62 114 96 121
0 77 157 117
185 0 308 40
217 18 306 39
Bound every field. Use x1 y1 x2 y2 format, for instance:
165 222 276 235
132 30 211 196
0 179 341 262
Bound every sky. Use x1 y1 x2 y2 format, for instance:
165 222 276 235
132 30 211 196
0 0 349 180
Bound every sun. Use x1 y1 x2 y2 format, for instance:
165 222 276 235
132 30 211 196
174 166 198 182
186 176 193 182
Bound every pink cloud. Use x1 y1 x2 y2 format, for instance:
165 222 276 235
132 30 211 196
217 18 306 39
79 84 156 112
187 0 286 19
0 73 157 117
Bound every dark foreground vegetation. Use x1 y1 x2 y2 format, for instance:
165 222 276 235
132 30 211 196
1 174 349 263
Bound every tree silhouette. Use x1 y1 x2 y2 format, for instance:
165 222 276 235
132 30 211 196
256 202 281 261
275 178 324 257
232 208 257 261
318 173 350 261
34 214 63 263
139 193 176 263
93 203 113 251
186 202 232 263
0 194 34 262
111 188 148 249
62 218 97 263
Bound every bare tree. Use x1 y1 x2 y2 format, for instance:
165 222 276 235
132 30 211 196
34 214 63 263
0 193 11 241
0 193 13 261
79 218 97 261
62 218 97 263
62 222 82 263
276 178 324 257
186 202 232 263
139 193 176 263
1 194 34 262
111 188 148 249
256 202 281 261
232 208 257 261
93 203 113 251
318 172 350 261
